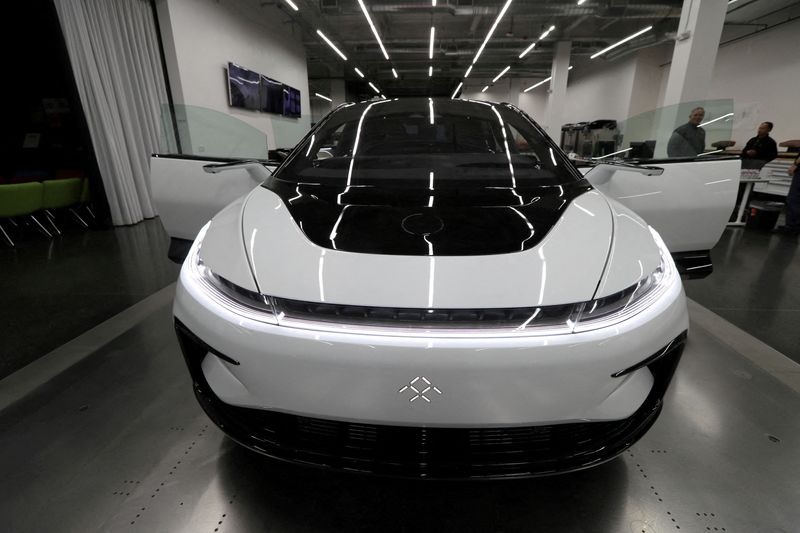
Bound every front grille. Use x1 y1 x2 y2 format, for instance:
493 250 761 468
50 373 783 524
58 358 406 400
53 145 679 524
274 297 575 331
214 404 660 478
175 320 686 479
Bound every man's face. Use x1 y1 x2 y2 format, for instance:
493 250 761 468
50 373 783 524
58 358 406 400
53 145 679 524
689 109 705 125
757 123 770 136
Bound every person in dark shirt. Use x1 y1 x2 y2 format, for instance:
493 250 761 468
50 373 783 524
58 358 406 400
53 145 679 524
775 154 800 235
667 107 706 157
741 121 778 170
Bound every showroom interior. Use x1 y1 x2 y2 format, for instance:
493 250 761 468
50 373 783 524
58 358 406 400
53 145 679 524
1 0 800 531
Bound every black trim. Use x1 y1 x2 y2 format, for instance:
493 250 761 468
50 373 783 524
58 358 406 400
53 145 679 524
149 0 182 154
627 155 741 165
167 237 193 264
152 153 271 164
176 319 240 367
174 320 686 479
611 331 687 378
673 250 713 279
266 179 592 256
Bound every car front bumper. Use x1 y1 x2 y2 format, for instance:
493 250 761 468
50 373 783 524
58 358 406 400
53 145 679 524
173 261 688 478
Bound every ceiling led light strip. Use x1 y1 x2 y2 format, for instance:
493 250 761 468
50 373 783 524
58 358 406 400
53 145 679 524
591 26 653 59
314 93 332 102
283 0 299 11
429 27 435 59
464 65 473 78
520 25 555 59
539 25 555 40
392 68 398 79
354 67 365 78
523 65 571 92
357 0 390 60
492 65 510 83
471 0 513 66
451 81 463 99
368 81 381 94
429 66 433 77
699 112 734 127
316 30 348 61
518 42 536 59
481 85 489 93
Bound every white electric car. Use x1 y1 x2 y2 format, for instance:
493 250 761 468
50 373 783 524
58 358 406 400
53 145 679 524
151 98 739 478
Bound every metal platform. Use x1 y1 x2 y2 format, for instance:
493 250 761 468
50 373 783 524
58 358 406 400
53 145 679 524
1 286 799 533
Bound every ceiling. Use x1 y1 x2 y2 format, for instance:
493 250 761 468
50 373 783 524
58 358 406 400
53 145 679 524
255 0 800 98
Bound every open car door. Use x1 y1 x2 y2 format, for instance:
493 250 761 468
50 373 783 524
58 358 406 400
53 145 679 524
149 155 276 262
584 156 741 278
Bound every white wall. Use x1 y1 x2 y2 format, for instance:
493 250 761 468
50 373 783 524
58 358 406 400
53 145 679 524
156 0 311 155
707 18 800 146
558 57 638 125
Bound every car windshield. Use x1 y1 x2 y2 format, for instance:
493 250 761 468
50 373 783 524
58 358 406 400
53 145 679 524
271 98 581 189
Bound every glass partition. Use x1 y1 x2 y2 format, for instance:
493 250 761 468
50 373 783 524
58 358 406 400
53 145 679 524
564 99 735 162
158 104 311 160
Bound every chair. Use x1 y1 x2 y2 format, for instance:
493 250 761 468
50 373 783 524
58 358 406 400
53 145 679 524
0 182 50 247
41 177 86 235
78 178 96 220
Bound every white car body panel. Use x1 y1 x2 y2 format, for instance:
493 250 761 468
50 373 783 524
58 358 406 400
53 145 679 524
240 187 613 308
584 158 740 252
199 196 259 292
149 156 267 241
175 257 687 426
595 199 662 298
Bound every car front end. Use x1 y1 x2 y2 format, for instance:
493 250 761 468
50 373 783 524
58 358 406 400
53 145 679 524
172 98 689 478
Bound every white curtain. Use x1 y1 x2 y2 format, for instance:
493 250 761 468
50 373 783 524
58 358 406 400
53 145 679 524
54 0 170 225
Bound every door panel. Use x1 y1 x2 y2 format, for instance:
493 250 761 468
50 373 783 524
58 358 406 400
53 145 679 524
149 155 275 241
585 158 740 253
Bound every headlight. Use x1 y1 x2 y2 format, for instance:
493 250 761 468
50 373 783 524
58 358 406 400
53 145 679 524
183 223 677 335
186 222 278 324
571 226 677 332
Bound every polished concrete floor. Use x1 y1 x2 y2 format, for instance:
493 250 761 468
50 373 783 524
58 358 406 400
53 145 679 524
0 287 798 532
0 219 179 379
684 226 800 364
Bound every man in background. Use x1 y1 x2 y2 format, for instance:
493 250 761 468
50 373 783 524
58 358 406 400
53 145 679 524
741 121 778 170
667 107 706 157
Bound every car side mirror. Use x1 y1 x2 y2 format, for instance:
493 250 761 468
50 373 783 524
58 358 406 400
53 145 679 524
202 160 272 182
588 162 664 185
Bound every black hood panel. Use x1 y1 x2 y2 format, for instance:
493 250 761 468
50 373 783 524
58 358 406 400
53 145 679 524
265 179 592 256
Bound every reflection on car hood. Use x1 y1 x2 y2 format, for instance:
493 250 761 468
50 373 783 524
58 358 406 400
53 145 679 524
264 178 592 256
238 187 614 308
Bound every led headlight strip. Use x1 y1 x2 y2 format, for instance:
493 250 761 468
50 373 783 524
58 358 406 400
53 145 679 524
187 223 278 325
188 222 677 337
571 226 677 333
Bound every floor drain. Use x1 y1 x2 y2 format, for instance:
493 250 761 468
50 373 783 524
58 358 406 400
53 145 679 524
767 434 781 443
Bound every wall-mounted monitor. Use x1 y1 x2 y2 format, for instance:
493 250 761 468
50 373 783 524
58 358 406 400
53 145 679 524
260 75 283 114
282 84 301 118
227 62 260 111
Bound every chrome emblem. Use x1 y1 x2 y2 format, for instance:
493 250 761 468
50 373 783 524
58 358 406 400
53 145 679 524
398 376 442 403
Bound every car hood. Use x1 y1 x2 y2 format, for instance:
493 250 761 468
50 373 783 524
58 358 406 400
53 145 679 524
237 186 615 308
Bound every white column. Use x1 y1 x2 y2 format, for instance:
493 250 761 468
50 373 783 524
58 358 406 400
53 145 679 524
653 0 727 157
543 40 571 135
661 0 727 106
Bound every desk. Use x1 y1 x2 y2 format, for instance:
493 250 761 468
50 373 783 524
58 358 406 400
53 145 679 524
728 177 781 227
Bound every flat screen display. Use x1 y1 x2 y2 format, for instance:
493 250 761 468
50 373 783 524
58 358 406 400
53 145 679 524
282 84 301 118
259 75 284 114
227 62 260 110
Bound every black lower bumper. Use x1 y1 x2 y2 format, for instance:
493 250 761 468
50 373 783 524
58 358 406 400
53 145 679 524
175 320 687 479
